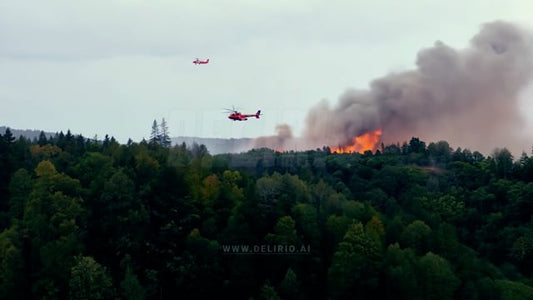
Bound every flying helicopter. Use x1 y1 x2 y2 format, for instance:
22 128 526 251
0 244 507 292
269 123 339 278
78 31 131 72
193 58 209 65
225 108 262 121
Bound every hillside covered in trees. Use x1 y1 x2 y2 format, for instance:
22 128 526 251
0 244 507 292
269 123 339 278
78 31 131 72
0 127 532 299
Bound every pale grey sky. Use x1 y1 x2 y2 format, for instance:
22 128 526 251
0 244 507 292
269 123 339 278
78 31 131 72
1 0 533 148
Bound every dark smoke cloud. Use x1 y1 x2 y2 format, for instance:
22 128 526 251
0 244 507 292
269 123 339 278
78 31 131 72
254 21 533 154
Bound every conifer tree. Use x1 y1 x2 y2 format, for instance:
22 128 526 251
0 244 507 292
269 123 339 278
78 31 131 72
38 131 48 146
149 120 160 145
159 118 171 147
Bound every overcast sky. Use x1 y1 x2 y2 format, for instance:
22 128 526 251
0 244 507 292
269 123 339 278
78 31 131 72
1 0 533 147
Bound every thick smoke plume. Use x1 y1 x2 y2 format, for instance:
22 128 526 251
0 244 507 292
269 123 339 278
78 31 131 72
254 21 533 154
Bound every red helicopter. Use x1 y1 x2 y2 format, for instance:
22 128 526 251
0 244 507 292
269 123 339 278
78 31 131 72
226 108 262 121
193 58 209 65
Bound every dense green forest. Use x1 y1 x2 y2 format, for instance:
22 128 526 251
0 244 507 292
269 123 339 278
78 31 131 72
1 127 533 299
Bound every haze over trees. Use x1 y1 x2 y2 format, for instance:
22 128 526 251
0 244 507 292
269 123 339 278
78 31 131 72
0 126 533 299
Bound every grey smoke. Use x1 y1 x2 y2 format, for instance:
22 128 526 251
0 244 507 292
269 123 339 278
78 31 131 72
254 21 533 154
253 124 294 150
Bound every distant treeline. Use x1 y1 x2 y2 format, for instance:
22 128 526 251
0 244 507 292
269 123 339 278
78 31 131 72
0 126 55 141
0 128 532 299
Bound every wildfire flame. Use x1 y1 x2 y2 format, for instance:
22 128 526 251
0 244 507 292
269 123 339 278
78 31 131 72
330 129 382 154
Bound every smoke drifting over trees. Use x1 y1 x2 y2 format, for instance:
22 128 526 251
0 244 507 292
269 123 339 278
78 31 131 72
255 21 533 154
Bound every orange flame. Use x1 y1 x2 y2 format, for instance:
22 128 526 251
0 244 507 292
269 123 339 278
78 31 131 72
330 129 382 154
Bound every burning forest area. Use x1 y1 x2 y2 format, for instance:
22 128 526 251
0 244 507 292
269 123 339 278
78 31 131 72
253 21 533 155
329 129 383 154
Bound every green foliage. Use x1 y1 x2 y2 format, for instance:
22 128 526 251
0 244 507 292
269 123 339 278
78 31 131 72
400 220 431 254
135 149 160 181
256 173 282 216
328 221 382 298
258 280 281 300
417 252 460 299
341 200 372 221
495 279 533 300
279 268 299 299
71 152 114 193
2 131 533 298
8 168 32 220
121 266 146 300
0 223 24 299
292 203 320 245
365 215 385 240
23 160 84 298
325 215 352 245
69 256 113 300
382 243 419 299
265 216 297 245
420 194 465 222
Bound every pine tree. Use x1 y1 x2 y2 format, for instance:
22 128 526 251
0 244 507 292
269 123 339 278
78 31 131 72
3 128 15 144
149 118 171 147
159 118 171 147
149 120 160 145
37 131 48 146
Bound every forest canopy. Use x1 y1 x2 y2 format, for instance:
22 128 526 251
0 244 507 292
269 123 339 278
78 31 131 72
0 127 532 299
